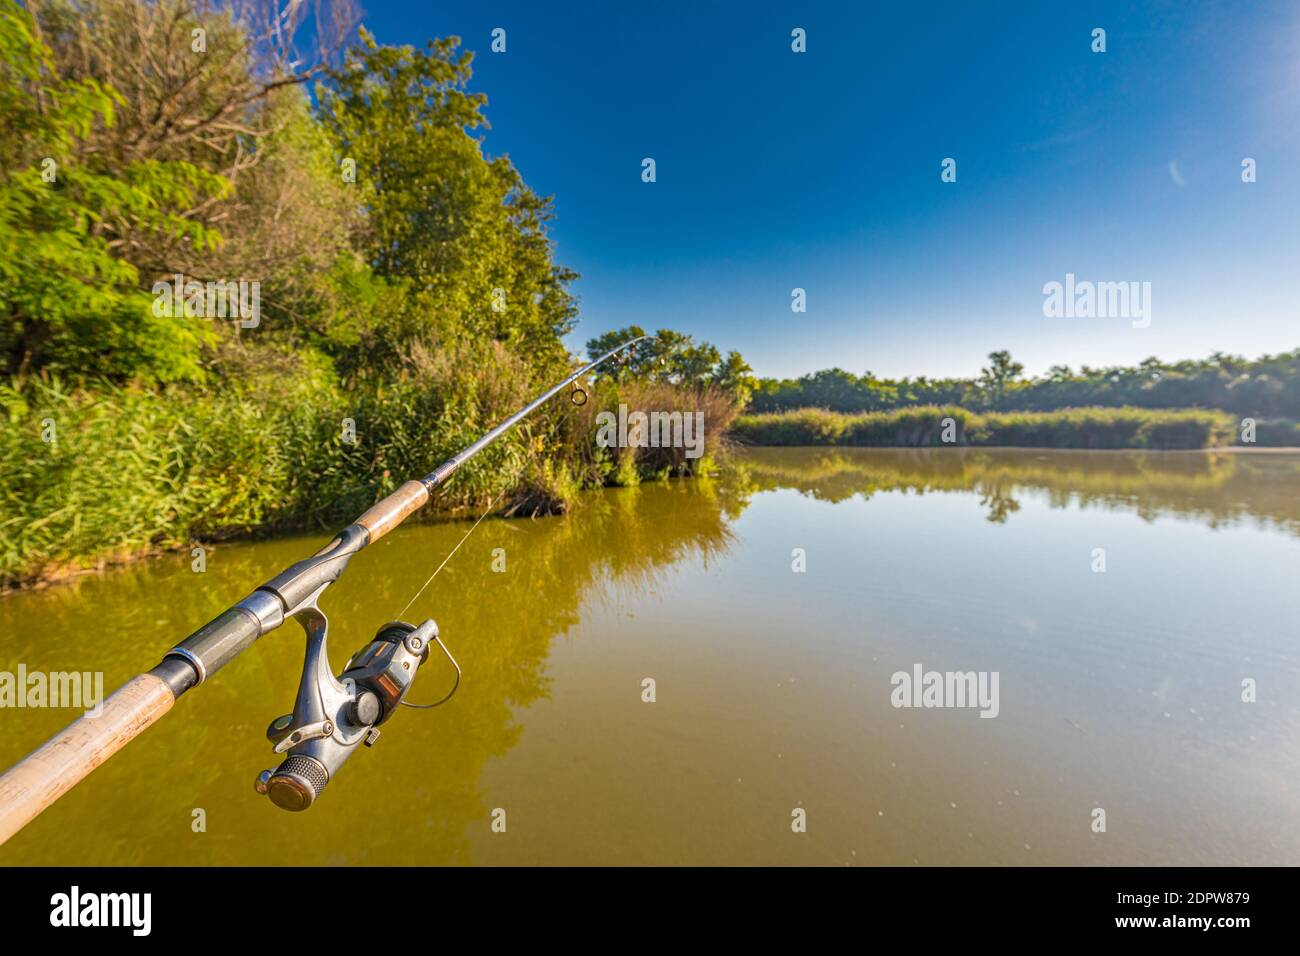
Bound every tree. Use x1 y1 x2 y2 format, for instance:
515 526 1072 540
978 350 1024 405
586 326 743 390
584 325 655 379
28 0 358 285
0 0 226 382
712 350 757 407
4 0 364 382
316 28 576 376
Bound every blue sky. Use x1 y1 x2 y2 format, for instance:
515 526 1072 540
357 1 1299 379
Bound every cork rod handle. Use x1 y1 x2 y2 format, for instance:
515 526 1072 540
0 673 175 846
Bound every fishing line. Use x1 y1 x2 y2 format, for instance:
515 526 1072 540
392 490 504 711
397 489 506 619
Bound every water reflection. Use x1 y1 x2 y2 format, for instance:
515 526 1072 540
733 446 1300 534
0 479 738 865
3 448 1299 865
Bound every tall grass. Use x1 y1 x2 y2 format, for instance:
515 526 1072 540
731 405 1237 450
567 379 738 486
0 354 741 588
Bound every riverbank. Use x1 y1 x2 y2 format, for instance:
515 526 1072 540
0 5 751 593
0 373 735 591
730 405 1264 449
6 391 1288 591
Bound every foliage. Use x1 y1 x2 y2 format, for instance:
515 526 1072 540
0 346 549 586
569 378 739 486
752 349 1300 419
0 0 227 382
0 2 725 588
586 325 756 406
733 406 1236 450
316 28 577 378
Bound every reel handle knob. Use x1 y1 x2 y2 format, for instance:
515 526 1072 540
265 754 329 811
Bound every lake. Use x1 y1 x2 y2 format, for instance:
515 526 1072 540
1 447 1298 865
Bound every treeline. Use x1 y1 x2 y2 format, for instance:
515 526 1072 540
0 0 738 587
751 350 1300 419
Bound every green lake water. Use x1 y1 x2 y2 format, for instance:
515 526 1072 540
2 447 1298 865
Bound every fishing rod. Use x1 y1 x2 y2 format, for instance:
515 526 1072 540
0 336 647 843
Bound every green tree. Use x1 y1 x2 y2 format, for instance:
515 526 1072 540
712 350 757 407
586 326 745 391
0 0 226 382
316 29 576 377
978 350 1024 405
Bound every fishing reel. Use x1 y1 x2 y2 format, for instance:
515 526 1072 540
254 600 459 811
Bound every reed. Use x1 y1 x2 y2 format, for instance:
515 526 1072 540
0 359 740 589
732 405 1237 450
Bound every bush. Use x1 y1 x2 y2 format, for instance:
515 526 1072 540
728 407 850 445
844 406 982 446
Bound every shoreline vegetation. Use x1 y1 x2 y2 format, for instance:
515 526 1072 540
0 2 743 590
732 406 1297 450
0 371 739 591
